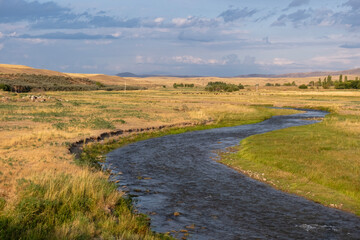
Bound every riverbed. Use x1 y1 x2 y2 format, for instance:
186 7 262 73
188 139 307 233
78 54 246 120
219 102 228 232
105 109 360 239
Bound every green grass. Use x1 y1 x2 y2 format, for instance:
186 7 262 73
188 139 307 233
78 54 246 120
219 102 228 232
0 171 172 240
221 113 360 215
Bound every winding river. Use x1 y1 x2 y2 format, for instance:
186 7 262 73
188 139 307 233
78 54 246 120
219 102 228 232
105 109 360 239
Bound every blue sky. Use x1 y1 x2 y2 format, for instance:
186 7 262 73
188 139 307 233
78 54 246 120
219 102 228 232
0 0 359 76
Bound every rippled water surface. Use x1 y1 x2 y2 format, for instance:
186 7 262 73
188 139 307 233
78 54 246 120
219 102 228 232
106 110 360 239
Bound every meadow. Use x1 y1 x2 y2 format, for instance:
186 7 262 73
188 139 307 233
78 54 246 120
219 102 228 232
0 76 360 238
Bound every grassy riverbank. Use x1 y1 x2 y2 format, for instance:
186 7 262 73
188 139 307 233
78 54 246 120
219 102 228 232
221 112 360 215
0 88 299 239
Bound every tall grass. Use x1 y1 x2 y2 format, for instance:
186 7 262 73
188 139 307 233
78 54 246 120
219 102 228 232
0 169 171 240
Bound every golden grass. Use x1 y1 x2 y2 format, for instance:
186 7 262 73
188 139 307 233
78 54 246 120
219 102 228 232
0 63 67 76
1 87 358 200
1 81 360 236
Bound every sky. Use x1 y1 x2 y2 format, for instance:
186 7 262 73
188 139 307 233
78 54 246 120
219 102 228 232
0 0 360 76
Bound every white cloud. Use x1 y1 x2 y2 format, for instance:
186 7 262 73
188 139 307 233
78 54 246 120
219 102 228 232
111 32 122 38
0 32 3 38
0 43 4 51
172 17 193 27
273 58 294 65
154 17 164 24
309 51 360 66
172 55 219 65
84 40 112 45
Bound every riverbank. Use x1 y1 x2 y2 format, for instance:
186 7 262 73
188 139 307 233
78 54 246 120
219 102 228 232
221 111 360 216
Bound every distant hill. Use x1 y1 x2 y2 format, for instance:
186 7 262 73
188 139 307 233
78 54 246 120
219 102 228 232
0 64 143 92
118 68 360 79
116 72 202 78
235 68 360 78
0 64 69 76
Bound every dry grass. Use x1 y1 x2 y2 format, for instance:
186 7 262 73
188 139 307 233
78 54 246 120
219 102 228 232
0 64 68 76
1 71 360 236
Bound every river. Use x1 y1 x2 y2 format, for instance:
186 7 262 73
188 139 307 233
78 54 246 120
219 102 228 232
105 109 360 239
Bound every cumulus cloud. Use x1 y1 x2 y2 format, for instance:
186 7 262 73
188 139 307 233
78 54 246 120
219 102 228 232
218 8 257 22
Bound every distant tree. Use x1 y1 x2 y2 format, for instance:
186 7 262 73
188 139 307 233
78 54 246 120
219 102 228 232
339 74 343 83
316 78 322 86
345 76 348 81
299 84 308 89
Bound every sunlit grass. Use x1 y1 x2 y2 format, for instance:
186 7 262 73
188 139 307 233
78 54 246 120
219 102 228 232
1 86 360 238
0 169 171 239
221 113 360 215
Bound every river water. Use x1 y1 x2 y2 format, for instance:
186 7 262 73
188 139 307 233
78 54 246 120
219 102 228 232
105 109 360 239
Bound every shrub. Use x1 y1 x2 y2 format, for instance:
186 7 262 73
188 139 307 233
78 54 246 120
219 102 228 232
205 81 243 92
95 81 105 88
298 84 308 89
0 84 11 91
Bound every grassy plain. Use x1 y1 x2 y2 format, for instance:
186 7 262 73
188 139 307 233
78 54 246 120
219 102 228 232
0 74 360 238
0 87 299 239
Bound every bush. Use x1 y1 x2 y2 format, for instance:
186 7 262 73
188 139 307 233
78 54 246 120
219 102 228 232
0 84 11 91
335 80 360 89
205 81 243 92
298 84 308 89
95 81 105 88
173 83 194 88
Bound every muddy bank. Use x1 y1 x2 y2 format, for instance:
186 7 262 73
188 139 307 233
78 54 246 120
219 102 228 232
69 120 212 158
105 109 360 240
